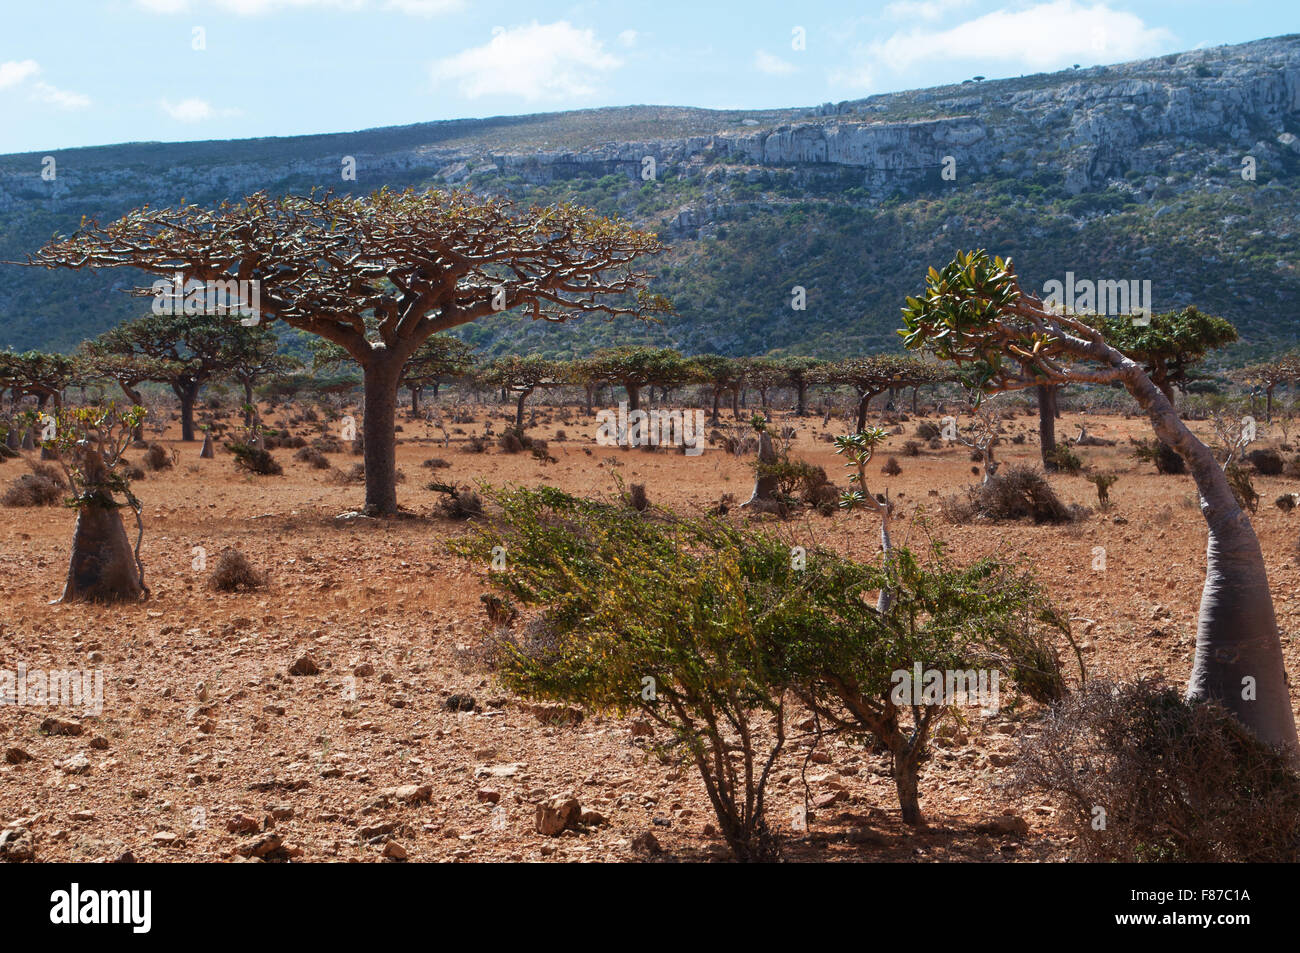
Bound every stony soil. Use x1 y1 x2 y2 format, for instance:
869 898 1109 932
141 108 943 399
2 398 1298 863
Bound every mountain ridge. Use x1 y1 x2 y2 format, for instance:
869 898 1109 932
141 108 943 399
2 33 1298 363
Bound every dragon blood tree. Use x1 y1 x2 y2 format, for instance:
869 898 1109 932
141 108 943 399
42 403 148 602
21 188 670 515
901 250 1297 753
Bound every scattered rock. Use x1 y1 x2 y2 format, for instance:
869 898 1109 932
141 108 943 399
387 784 432 805
59 754 91 775
813 790 848 809
381 840 408 860
289 655 320 676
631 831 662 854
235 832 284 858
226 814 260 835
535 796 581 836
445 693 475 712
4 748 33 764
39 716 82 737
0 828 35 862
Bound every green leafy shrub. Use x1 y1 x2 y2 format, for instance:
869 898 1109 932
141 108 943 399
1131 438 1186 475
457 487 1071 845
227 442 283 476
1047 441 1083 475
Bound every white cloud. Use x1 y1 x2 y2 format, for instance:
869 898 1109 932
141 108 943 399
431 21 622 101
0 60 40 89
160 97 241 121
0 60 90 110
161 97 215 121
870 1 1175 74
32 82 91 110
135 0 461 14
754 49 797 76
618 29 638 48
385 0 463 14
883 0 973 21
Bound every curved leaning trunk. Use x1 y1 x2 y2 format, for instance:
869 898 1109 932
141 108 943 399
1122 362 1298 753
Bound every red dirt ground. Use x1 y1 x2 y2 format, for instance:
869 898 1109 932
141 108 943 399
2 398 1297 862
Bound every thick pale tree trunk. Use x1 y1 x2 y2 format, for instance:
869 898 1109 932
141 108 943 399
625 383 641 412
1119 360 1298 752
61 447 144 603
795 379 809 416
361 353 403 516
742 430 780 511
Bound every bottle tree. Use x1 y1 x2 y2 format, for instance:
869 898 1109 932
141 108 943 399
901 250 1297 753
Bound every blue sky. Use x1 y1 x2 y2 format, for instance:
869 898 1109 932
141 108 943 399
2 0 1297 154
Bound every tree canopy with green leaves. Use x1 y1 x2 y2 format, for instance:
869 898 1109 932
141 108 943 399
481 355 564 430
574 346 696 411
85 312 235 441
815 354 943 432
1097 307 1237 405
0 349 75 409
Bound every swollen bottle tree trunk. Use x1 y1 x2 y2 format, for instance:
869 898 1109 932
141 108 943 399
361 353 403 516
1125 367 1299 752
62 446 145 603
625 382 641 412
743 430 780 510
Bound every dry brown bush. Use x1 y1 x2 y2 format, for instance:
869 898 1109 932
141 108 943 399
1015 679 1300 862
208 547 267 592
941 465 1083 524
2 462 66 507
